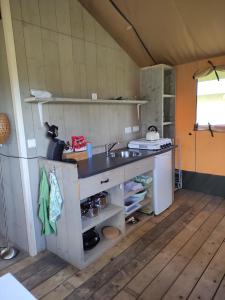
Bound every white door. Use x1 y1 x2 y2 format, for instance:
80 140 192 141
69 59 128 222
153 151 173 215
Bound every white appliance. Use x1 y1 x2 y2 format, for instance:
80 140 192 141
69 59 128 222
153 151 173 215
146 125 160 141
128 138 172 151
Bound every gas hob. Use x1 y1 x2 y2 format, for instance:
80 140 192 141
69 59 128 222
128 138 172 151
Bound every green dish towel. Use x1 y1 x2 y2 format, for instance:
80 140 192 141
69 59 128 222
38 168 54 235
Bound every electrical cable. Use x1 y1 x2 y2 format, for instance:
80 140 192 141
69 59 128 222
0 152 46 160
109 0 157 64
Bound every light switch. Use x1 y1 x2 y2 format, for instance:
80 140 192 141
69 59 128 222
133 125 139 132
27 139 36 148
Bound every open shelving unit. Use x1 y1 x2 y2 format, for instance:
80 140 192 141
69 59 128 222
81 204 122 233
140 64 176 138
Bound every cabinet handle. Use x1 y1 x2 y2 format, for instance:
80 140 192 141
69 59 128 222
101 179 109 184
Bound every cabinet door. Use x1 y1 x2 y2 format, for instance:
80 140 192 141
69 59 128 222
153 151 173 215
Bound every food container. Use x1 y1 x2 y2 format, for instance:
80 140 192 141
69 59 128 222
86 206 99 218
129 190 147 202
92 191 109 209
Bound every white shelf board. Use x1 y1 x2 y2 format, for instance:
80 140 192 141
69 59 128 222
124 187 145 200
163 94 176 98
81 204 122 233
163 122 174 125
24 97 148 105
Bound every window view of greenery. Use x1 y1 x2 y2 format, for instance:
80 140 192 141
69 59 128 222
196 70 225 125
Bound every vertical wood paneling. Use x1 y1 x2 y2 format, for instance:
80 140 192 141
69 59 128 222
21 0 40 25
69 0 84 39
58 34 75 97
55 0 71 35
9 0 140 251
39 0 57 31
41 29 62 95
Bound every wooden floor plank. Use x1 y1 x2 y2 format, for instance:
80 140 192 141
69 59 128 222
92 194 217 300
138 199 225 300
31 265 77 299
15 253 68 290
0 251 48 277
188 242 225 300
123 195 221 297
213 274 225 300
164 215 225 299
3 190 225 300
0 249 27 271
65 192 208 299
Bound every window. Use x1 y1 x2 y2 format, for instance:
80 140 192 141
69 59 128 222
196 70 225 129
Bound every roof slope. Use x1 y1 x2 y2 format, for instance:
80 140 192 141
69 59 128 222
80 0 225 67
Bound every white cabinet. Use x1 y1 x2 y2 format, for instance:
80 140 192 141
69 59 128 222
153 151 173 215
39 153 172 269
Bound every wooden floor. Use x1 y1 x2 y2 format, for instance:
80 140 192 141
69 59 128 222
1 189 225 299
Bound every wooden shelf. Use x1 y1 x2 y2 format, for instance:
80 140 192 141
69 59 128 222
81 204 122 233
24 97 148 105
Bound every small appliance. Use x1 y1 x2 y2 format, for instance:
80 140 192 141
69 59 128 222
146 125 160 141
128 138 172 151
45 122 65 161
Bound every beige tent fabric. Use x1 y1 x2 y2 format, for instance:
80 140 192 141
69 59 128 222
80 0 225 67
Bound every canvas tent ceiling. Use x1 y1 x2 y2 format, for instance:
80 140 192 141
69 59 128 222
80 0 225 67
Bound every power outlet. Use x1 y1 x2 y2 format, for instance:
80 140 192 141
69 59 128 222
133 125 139 132
125 127 132 134
27 139 36 148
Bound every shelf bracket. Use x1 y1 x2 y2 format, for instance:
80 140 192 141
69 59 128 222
37 100 50 127
137 104 141 120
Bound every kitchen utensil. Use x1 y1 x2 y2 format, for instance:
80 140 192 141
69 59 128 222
0 247 19 260
146 125 160 141
102 226 120 240
83 228 100 250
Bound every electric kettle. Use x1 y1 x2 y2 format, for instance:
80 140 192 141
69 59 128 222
146 125 160 141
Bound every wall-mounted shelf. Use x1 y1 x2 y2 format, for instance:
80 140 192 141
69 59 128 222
24 97 148 125
24 97 148 105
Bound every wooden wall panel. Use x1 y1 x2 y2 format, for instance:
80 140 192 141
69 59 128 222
9 0 140 251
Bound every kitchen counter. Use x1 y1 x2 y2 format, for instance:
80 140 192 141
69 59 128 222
77 146 175 178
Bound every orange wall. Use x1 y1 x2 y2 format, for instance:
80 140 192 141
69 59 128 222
176 55 225 176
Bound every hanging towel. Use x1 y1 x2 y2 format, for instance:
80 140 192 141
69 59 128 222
49 171 63 234
38 168 54 235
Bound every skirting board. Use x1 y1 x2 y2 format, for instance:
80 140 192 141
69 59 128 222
182 170 225 197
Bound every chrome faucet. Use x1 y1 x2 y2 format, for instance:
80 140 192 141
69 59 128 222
105 142 119 156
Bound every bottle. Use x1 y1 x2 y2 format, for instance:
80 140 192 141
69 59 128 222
87 142 93 158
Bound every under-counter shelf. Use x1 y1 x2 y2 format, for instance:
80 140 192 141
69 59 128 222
84 235 122 265
124 187 145 200
81 204 122 233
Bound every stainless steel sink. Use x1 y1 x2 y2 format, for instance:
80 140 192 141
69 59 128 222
108 150 142 158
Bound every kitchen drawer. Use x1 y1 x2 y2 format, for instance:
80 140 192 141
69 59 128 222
124 157 154 181
79 167 124 200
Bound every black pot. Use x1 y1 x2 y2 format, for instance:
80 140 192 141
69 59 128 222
83 228 100 251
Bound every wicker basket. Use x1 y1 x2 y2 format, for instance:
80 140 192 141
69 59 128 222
0 113 10 144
